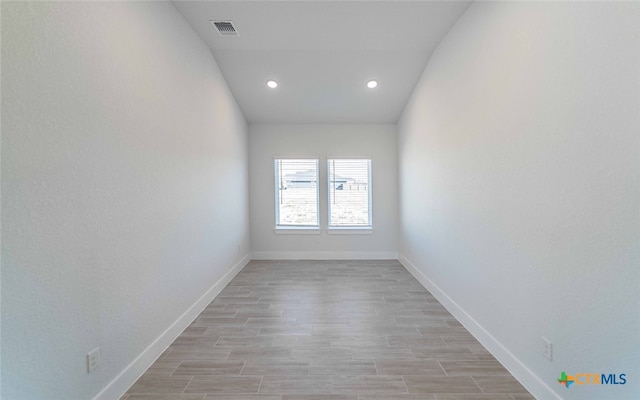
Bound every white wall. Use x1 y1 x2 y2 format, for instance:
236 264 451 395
398 2 639 399
1 2 249 399
249 124 397 259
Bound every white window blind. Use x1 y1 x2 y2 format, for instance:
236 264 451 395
275 159 319 228
328 159 372 228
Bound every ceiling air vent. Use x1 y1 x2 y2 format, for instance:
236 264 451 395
211 21 238 36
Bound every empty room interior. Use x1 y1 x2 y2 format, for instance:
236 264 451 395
1 1 639 400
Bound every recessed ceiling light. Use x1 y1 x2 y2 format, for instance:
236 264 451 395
367 80 378 89
267 80 278 89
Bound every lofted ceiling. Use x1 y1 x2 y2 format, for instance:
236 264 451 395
173 1 471 124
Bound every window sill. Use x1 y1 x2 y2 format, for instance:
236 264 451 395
274 227 321 235
327 228 374 235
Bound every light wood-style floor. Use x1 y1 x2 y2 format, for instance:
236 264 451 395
122 260 535 400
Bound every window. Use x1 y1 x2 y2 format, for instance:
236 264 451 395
328 159 372 228
274 159 319 228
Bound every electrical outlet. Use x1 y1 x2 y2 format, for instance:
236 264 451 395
87 347 100 372
541 337 553 361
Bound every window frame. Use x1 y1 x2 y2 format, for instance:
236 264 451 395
274 158 320 230
326 158 373 231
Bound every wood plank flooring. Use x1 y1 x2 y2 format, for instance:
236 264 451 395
122 260 535 400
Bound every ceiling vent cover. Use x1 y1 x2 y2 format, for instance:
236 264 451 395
211 21 238 36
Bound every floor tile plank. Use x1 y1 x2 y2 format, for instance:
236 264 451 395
184 376 262 394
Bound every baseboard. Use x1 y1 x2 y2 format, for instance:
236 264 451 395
398 254 562 400
251 251 398 260
92 254 252 400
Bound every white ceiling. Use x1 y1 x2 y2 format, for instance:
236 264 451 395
173 1 471 124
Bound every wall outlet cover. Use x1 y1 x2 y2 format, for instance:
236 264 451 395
87 347 101 372
541 337 552 361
